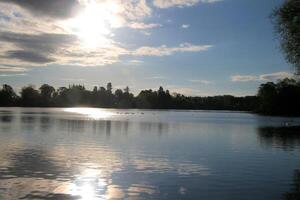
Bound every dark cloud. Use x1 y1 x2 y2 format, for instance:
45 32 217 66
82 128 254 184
0 31 78 64
5 50 55 63
0 0 82 19
0 31 78 53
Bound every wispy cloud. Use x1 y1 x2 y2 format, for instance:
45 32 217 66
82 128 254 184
146 76 167 80
133 43 213 56
181 24 190 28
0 30 130 66
0 66 28 72
61 78 85 81
0 29 212 66
189 79 213 84
259 71 293 81
0 73 27 77
153 0 222 9
166 86 212 96
0 0 82 19
0 0 214 68
231 75 258 82
140 31 152 36
128 59 144 64
128 22 162 29
231 71 294 82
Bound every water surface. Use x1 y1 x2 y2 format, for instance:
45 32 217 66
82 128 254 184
0 108 300 200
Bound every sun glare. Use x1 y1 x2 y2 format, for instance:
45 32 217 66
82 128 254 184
64 108 114 120
68 168 106 200
66 1 122 48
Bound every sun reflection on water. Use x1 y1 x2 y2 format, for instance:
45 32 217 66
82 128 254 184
64 108 114 120
68 168 106 200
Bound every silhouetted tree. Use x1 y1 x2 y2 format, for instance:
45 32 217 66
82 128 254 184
0 84 18 106
257 78 300 115
124 86 130 94
257 82 278 114
0 82 271 114
39 84 55 106
272 0 300 74
106 82 112 93
20 85 40 107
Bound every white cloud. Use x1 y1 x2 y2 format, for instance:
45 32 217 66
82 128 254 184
128 59 144 64
153 0 222 9
231 75 258 82
0 31 130 67
189 79 213 84
0 73 27 77
128 22 162 29
259 71 293 81
122 0 152 20
0 0 214 68
133 43 213 56
181 24 190 28
61 78 85 81
167 86 211 96
141 31 152 36
0 66 28 72
231 71 294 82
146 76 166 80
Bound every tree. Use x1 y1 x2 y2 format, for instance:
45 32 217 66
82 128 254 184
106 82 112 93
39 84 55 98
39 84 55 106
124 86 129 94
115 89 123 98
272 0 300 74
93 86 98 93
66 85 88 106
257 82 278 114
0 84 18 106
20 85 40 107
257 79 300 115
0 82 267 114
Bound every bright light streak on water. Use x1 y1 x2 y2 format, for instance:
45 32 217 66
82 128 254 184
64 108 114 120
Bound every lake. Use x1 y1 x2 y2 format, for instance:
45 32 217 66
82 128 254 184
0 108 300 200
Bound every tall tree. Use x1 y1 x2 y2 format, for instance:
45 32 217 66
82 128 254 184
106 82 112 93
272 0 300 74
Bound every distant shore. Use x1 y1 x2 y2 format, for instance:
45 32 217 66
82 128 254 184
1 78 300 117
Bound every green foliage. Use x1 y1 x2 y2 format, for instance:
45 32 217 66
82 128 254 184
272 0 300 73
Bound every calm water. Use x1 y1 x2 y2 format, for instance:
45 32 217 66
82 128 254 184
0 108 300 200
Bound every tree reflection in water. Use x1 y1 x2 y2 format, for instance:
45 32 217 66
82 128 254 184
257 126 300 150
283 170 300 200
19 192 80 200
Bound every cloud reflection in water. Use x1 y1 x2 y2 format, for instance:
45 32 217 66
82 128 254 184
0 108 246 200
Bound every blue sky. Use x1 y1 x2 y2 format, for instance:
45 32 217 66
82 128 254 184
0 0 294 96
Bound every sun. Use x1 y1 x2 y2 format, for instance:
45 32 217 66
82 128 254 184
65 1 122 49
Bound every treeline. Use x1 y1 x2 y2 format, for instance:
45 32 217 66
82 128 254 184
1 79 299 115
0 82 258 111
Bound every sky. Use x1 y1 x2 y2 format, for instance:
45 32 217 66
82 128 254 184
0 0 296 96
